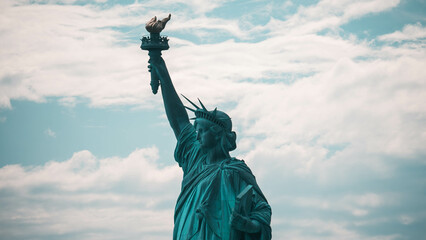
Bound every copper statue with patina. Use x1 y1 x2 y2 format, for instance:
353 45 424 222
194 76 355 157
141 14 272 240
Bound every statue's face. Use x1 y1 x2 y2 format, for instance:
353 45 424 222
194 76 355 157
195 119 220 151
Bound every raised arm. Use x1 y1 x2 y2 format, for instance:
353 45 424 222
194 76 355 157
149 50 190 138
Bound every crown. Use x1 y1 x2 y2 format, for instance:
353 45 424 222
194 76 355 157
181 95 230 129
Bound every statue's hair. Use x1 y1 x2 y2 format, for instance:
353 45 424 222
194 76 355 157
221 130 237 153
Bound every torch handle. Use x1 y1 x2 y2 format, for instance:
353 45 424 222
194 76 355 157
150 65 160 94
147 49 162 95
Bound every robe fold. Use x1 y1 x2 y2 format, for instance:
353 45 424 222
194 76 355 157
173 123 272 240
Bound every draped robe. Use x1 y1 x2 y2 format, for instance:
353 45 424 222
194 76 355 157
173 124 272 240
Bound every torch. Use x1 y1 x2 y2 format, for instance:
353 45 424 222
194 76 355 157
140 14 171 94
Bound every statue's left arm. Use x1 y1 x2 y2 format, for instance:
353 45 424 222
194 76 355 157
228 162 272 238
230 212 261 233
231 191 272 238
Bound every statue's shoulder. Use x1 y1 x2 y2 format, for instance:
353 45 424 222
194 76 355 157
229 157 243 162
226 157 245 165
225 158 251 172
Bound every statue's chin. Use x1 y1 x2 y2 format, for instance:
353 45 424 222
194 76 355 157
199 144 214 154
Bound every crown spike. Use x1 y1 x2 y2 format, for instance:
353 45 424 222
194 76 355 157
184 106 196 112
212 107 217 116
181 94 200 109
198 98 207 111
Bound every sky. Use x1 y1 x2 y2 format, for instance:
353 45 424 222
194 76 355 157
0 0 425 239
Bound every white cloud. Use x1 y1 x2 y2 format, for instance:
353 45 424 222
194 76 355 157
352 208 369 216
1 0 426 239
1 147 415 240
0 1 156 108
399 215 414 225
264 0 400 36
378 22 426 42
271 192 391 219
45 128 56 138
0 147 181 239
0 147 181 191
234 51 426 188
272 218 401 240
58 96 77 107
0 0 406 109
351 193 384 207
166 0 228 14
167 15 251 40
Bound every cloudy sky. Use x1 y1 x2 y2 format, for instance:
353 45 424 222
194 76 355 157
1 0 425 239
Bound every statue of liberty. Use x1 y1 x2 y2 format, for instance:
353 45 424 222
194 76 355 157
141 14 272 240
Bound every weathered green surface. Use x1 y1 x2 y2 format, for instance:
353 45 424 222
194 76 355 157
141 15 272 239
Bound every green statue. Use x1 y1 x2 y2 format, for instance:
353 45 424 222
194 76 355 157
141 14 272 240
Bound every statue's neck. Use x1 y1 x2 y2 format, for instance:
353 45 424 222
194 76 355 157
205 146 229 164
